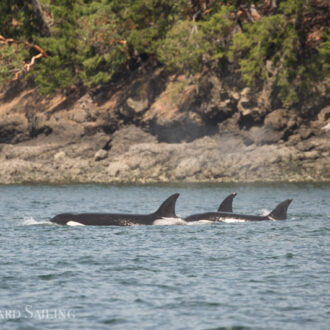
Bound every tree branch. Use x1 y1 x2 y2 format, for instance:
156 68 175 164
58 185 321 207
0 34 48 80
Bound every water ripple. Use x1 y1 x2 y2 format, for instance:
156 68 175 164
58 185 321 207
0 183 329 330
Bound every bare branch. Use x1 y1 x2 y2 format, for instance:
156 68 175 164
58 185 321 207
14 53 43 80
0 34 48 80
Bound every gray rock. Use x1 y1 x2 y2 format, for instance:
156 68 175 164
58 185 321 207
71 109 87 123
94 149 108 161
246 126 283 145
109 126 157 155
108 161 129 177
264 109 298 131
174 158 201 179
0 128 329 184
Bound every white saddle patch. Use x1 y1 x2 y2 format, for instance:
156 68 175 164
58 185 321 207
187 220 213 225
153 217 187 226
221 218 247 223
67 221 85 226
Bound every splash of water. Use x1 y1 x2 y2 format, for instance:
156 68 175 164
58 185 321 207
22 217 53 226
260 209 271 216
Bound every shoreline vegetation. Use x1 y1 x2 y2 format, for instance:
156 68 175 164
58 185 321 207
0 1 329 184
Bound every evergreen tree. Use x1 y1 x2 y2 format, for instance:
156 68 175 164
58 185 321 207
0 0 44 86
34 0 82 93
230 0 330 106
0 0 328 109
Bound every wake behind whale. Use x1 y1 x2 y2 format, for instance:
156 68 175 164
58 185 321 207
22 217 55 226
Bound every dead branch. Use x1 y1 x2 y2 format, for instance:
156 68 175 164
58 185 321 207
14 53 43 80
0 34 48 80
0 35 48 57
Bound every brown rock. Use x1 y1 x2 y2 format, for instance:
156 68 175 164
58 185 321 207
299 127 313 140
54 151 66 160
304 150 319 159
287 134 301 146
126 97 149 113
317 106 330 122
0 113 29 143
296 141 315 152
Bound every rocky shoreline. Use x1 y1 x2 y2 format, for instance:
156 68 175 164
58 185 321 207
0 68 329 184
0 124 329 184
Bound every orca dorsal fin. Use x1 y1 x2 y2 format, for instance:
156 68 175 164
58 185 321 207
217 192 237 212
268 199 292 220
153 193 179 218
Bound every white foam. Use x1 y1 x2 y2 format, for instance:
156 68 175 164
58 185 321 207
67 221 85 226
22 217 53 226
260 209 271 216
152 217 187 226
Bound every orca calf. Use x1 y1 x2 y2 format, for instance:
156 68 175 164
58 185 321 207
50 193 179 226
218 192 237 212
185 199 292 222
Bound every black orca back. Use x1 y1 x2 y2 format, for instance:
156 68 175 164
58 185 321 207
50 193 180 226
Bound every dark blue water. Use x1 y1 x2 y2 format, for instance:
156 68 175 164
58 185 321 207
0 184 329 329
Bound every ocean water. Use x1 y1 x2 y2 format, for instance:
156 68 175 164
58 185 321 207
0 183 329 330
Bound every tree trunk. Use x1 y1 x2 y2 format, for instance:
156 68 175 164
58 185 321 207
31 0 51 37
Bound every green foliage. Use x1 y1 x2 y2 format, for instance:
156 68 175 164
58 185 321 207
77 0 188 87
318 29 330 76
230 0 330 106
0 0 45 86
0 44 29 86
156 20 209 74
0 0 329 108
77 0 130 87
230 14 293 87
34 0 82 93
199 5 235 60
0 1 40 40
156 5 234 74
167 79 191 104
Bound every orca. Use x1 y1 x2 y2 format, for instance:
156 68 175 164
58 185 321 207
217 192 237 212
50 193 179 226
185 199 292 222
